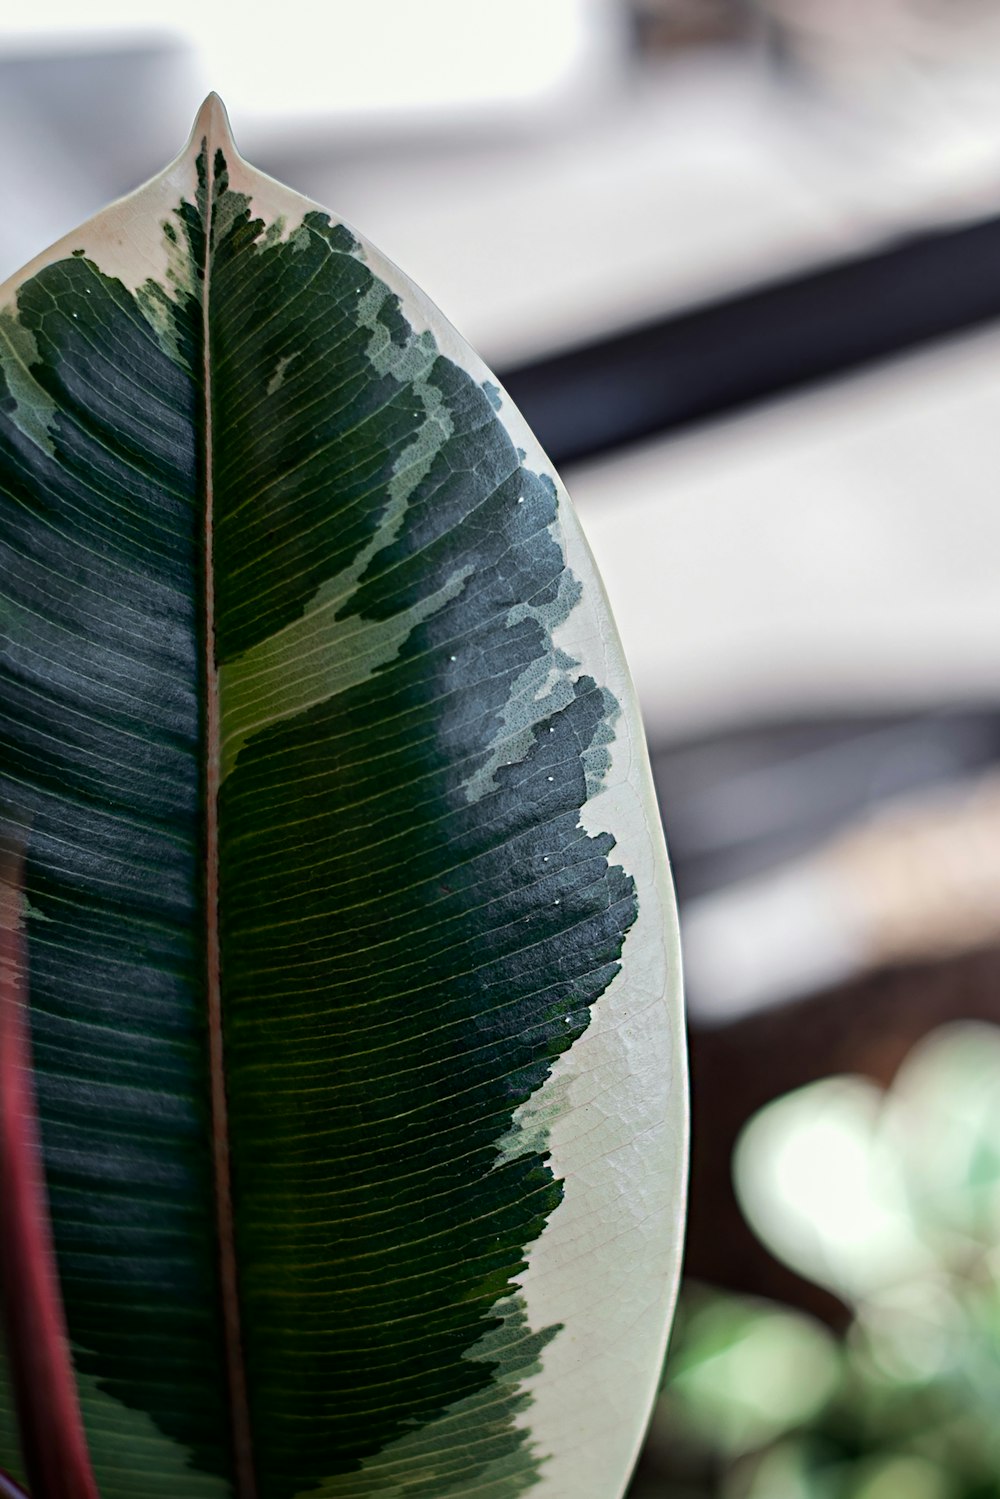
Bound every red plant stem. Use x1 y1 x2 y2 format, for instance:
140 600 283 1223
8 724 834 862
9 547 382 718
0 840 99 1499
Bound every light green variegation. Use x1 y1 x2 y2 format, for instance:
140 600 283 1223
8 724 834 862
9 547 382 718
0 96 686 1499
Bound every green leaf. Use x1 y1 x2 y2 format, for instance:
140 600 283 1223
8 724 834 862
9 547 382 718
0 96 686 1499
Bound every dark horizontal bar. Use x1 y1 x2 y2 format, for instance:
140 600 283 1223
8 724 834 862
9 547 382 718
498 212 1000 467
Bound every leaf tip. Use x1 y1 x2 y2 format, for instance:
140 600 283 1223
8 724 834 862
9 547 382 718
189 92 238 160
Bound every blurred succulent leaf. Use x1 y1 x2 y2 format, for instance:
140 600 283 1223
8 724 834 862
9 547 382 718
0 96 686 1499
884 1022 1000 1251
740 1450 953 1499
847 1454 951 1499
734 1078 932 1302
651 1026 1000 1499
850 1279 965 1388
661 1290 839 1457
724 1438 822 1499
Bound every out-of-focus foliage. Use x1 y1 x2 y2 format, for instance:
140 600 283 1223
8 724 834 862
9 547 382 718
634 1023 1000 1499
661 1293 840 1459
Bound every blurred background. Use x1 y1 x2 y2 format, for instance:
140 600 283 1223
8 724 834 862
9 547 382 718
6 2 1000 1495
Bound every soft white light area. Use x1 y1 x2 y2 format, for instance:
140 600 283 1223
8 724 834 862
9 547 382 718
0 3 157 50
298 57 857 365
0 1 623 126
734 1078 932 1302
570 327 1000 742
682 777 1000 1023
681 859 866 1022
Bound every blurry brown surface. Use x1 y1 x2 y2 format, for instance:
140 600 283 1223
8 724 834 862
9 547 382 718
630 0 753 51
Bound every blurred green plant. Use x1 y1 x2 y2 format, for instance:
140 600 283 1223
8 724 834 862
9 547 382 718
637 1023 1000 1499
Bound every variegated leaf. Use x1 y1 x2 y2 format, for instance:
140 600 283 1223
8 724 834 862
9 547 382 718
0 97 686 1499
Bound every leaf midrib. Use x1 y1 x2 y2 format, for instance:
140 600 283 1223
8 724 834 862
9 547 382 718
198 117 257 1499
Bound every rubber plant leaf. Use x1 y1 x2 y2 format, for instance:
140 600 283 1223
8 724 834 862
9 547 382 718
0 97 686 1499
